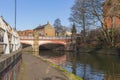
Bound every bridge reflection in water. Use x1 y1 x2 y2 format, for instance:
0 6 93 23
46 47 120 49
39 50 67 65
39 51 120 80
39 43 65 50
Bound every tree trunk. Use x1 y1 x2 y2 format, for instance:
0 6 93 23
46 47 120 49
83 13 86 42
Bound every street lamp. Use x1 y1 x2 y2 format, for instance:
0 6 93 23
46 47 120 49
14 0 16 30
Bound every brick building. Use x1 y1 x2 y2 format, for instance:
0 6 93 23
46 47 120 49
18 30 34 36
18 22 57 37
34 22 55 37
103 0 120 29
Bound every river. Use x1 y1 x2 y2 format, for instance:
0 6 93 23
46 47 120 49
39 50 120 80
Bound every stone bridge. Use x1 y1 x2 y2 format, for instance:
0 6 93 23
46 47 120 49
20 36 71 54
20 36 71 46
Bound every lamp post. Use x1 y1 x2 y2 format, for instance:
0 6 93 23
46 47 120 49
14 1 17 80
14 0 16 30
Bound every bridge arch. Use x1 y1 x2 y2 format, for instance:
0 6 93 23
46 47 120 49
20 40 34 46
20 40 66 46
21 43 32 48
39 41 66 46
39 41 66 50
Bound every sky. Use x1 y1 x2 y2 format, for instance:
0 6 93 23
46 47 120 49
0 0 74 30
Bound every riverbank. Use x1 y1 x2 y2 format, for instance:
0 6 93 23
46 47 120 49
65 46 120 55
18 47 82 80
80 47 120 55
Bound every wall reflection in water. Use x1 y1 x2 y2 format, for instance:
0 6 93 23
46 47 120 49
39 51 120 80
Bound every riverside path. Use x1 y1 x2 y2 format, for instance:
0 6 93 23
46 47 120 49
17 53 68 80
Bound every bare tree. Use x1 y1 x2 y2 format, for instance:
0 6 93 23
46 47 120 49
69 0 94 42
70 0 120 47
53 18 62 31
53 18 69 36
91 0 120 47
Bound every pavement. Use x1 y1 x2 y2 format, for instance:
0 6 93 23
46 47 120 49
17 53 68 80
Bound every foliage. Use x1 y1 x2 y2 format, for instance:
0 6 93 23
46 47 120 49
80 28 120 48
53 18 62 30
53 18 70 36
70 0 120 48
71 23 76 35
91 0 120 47
69 0 99 42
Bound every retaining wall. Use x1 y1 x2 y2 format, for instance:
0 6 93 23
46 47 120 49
0 49 22 80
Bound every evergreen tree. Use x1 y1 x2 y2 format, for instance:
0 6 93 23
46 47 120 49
71 23 77 36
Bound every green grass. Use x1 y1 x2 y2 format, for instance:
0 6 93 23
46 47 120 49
52 64 82 80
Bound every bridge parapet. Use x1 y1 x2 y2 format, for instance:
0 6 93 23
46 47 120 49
20 36 71 40
39 36 71 40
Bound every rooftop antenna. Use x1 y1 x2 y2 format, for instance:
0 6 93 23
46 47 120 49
14 0 16 30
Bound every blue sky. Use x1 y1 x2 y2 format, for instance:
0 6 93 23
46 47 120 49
0 0 74 30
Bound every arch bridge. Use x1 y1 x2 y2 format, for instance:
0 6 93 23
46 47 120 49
20 36 71 51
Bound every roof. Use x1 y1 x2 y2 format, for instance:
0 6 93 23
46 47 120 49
24 30 33 32
18 30 33 33
0 16 12 32
34 22 51 30
0 16 9 26
34 24 46 30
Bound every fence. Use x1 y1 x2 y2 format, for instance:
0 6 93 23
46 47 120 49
20 36 71 40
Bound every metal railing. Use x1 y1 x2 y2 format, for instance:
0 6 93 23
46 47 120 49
39 36 71 40
20 36 71 40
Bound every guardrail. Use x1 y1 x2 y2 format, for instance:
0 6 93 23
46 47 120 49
39 36 71 40
20 36 71 40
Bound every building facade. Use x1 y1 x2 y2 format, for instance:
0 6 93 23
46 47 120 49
34 22 55 37
18 30 34 36
103 0 120 29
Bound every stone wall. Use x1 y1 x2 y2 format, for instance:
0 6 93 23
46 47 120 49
0 49 22 80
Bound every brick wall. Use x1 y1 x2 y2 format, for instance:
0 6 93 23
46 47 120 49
103 0 120 29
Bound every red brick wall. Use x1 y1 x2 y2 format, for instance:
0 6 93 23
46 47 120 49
103 0 120 29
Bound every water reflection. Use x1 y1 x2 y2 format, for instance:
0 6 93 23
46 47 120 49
39 51 120 80
39 50 66 65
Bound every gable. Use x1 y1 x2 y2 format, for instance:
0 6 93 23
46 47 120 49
45 24 54 29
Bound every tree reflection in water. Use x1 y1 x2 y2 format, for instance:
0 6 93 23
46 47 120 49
39 50 120 80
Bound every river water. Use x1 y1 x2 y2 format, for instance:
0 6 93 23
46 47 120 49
39 50 120 80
